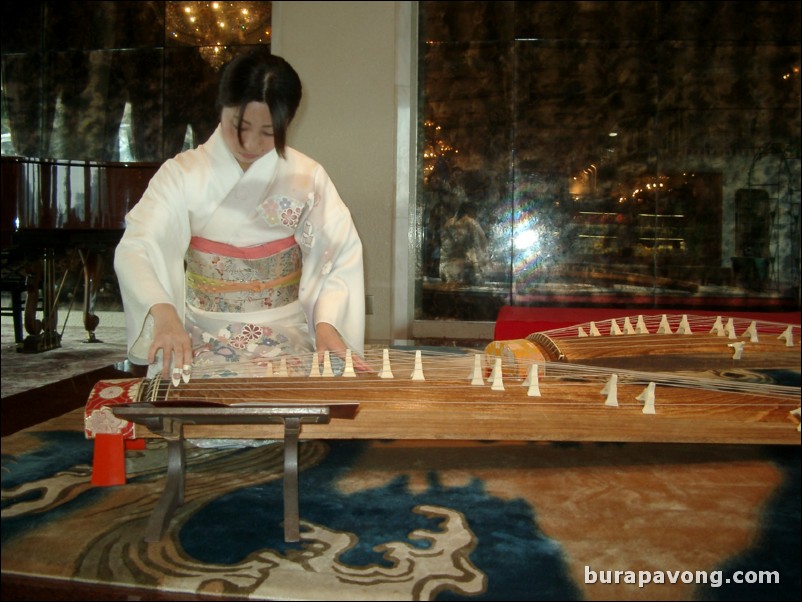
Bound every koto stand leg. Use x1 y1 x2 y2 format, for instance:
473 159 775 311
145 424 186 542
107 405 353 545
282 417 301 543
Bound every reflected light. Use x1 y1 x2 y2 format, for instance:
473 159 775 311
422 119 459 179
514 228 540 251
510 208 552 286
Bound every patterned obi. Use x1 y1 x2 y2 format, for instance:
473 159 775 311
186 236 302 313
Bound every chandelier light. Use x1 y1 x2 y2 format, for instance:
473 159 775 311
166 1 272 69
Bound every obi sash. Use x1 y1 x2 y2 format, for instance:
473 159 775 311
185 236 302 313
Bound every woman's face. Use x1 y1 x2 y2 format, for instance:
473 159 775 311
221 102 275 171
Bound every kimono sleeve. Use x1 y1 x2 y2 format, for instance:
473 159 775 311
114 160 192 365
297 168 365 355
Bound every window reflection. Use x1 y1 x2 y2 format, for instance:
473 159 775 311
417 1 801 321
0 1 271 163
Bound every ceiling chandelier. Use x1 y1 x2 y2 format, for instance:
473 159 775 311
166 1 272 69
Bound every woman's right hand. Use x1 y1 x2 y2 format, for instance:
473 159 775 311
147 303 193 382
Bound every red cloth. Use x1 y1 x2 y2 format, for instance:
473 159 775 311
91 433 126 486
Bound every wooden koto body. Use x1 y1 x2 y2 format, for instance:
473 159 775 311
86 314 801 445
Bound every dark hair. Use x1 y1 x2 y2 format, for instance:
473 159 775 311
217 49 302 158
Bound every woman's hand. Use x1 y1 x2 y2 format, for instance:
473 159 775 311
148 303 193 383
315 322 371 372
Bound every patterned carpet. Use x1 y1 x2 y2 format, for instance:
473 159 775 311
2 414 800 600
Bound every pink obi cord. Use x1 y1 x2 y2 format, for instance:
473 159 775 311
189 235 297 260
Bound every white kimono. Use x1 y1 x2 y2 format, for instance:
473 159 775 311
114 126 364 377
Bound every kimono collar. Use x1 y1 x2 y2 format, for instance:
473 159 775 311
205 124 279 183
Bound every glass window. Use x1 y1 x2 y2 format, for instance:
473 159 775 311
0 1 272 163
416 1 800 322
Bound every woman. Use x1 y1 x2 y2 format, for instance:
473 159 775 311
115 50 367 385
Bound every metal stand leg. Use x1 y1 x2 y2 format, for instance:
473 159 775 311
282 417 301 542
110 403 357 545
145 426 185 542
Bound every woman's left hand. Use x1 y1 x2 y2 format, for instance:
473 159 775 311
315 322 372 372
